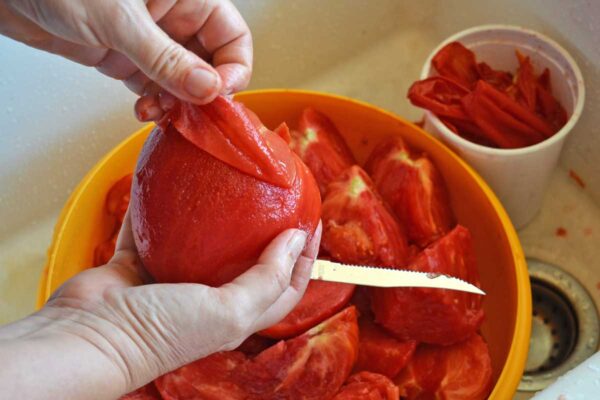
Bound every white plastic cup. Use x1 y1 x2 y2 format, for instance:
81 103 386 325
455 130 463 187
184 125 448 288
420 25 585 229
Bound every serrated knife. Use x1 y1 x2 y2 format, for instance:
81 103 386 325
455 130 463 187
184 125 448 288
310 259 485 295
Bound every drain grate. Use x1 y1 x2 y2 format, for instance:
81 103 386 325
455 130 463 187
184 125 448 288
519 258 600 392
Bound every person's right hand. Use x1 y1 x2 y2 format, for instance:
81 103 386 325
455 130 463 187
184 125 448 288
0 0 252 121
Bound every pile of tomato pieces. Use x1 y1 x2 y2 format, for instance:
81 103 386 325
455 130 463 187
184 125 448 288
108 107 492 399
408 41 568 148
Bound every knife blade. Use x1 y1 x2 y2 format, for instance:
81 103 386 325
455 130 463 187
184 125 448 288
310 259 485 295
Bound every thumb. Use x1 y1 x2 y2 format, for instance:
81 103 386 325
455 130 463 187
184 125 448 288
112 8 222 104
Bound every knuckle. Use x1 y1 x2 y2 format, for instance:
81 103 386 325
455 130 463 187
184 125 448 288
148 43 188 83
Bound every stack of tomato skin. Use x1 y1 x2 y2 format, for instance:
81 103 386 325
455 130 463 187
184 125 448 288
408 42 567 149
115 107 492 400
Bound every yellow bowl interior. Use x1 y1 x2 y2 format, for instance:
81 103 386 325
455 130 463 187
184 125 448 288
37 89 531 399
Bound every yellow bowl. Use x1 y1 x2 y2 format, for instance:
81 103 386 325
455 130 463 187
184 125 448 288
37 89 530 398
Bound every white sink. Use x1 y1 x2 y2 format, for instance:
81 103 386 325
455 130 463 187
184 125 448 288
1 0 598 397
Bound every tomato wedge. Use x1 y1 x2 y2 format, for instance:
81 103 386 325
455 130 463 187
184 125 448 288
371 226 484 345
395 334 493 400
333 372 399 400
290 108 356 195
155 307 359 400
119 383 162 400
321 166 410 267
355 316 416 379
244 306 359 399
365 137 455 247
106 174 133 223
156 352 247 400
235 334 276 356
259 279 355 339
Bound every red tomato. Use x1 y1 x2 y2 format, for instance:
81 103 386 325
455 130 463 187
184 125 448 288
106 174 133 223
156 307 359 400
290 108 356 195
93 233 117 267
371 226 484 345
333 372 399 400
131 97 321 286
395 334 493 400
355 317 416 379
119 383 162 400
244 306 359 399
321 166 410 267
235 334 276 356
365 137 455 248
259 279 355 339
156 352 247 400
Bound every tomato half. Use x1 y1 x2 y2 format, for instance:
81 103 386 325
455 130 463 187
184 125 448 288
290 108 356 195
355 317 416 379
395 334 493 400
321 166 410 267
333 372 399 400
259 279 355 339
365 137 455 248
119 383 162 400
371 226 484 345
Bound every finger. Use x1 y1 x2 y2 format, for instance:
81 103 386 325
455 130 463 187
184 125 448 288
220 229 308 324
123 70 152 96
95 50 140 80
251 221 322 331
111 6 222 105
134 94 163 122
196 0 253 93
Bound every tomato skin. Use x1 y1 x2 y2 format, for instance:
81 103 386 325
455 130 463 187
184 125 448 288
365 137 455 248
259 280 355 339
321 166 410 267
333 372 399 400
131 100 321 286
290 108 356 195
155 307 359 400
119 383 162 400
355 317 416 379
371 226 484 345
395 334 493 400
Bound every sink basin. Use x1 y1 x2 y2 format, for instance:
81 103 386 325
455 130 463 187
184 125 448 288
1 0 598 397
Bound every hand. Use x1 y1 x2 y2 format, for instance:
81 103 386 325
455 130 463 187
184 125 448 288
0 0 252 121
0 212 321 399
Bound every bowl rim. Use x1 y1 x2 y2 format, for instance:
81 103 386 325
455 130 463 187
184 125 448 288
37 88 531 399
419 24 585 156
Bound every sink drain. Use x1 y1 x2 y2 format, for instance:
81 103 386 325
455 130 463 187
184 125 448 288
519 258 600 392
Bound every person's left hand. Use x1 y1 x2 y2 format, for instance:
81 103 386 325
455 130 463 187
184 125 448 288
0 0 252 121
20 212 321 398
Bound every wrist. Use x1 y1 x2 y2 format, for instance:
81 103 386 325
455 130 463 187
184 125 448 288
0 306 133 399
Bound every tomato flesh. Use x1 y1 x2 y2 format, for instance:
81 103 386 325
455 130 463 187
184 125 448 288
371 226 484 345
333 372 399 400
365 137 455 248
259 279 355 339
321 165 410 267
119 383 162 400
395 334 493 400
290 108 356 195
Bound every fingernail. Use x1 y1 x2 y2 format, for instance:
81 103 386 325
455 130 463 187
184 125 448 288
184 68 219 99
159 91 177 111
287 230 308 261
136 104 162 122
